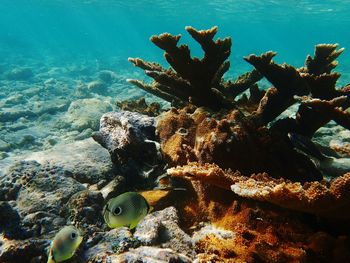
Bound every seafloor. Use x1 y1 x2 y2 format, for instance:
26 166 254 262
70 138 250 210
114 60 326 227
1 26 350 263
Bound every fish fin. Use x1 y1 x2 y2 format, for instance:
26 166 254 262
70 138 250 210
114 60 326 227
47 250 55 263
139 189 171 207
149 206 154 213
129 220 139 230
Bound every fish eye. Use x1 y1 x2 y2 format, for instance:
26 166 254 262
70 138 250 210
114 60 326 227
70 232 77 240
113 206 122 216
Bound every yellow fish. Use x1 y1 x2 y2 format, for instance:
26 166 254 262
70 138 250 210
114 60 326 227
103 191 152 229
47 226 83 263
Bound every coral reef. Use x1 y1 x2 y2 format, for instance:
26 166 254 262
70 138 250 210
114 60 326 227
168 163 350 262
117 98 162 117
156 106 322 182
3 25 350 263
123 26 350 262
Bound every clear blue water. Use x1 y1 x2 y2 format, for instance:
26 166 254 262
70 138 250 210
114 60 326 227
1 0 350 73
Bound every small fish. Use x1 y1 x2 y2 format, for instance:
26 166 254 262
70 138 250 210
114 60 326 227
47 226 83 263
103 192 152 229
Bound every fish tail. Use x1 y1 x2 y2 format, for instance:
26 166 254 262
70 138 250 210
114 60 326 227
47 249 55 263
47 255 55 263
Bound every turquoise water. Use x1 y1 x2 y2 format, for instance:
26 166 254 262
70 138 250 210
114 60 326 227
1 0 350 158
1 0 350 71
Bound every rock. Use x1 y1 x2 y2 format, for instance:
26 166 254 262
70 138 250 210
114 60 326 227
134 207 194 257
0 236 49 263
0 152 9 160
83 228 141 262
0 108 35 122
114 246 192 263
98 70 118 83
0 201 21 239
15 163 85 215
44 78 56 86
87 80 106 94
60 98 113 132
63 190 104 228
0 139 11 151
24 138 115 184
93 111 157 162
99 175 126 200
3 94 25 106
5 67 33 80
93 111 162 185
0 161 85 238
22 211 66 236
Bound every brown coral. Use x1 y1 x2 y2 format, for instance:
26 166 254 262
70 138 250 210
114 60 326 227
128 26 262 110
167 163 350 262
116 98 162 117
122 27 350 261
168 162 350 220
158 107 322 182
270 44 350 137
128 26 350 182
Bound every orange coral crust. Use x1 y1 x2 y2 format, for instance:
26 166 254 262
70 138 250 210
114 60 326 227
159 107 321 182
168 162 350 219
166 167 350 262
330 141 350 157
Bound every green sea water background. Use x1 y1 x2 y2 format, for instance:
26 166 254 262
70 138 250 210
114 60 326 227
1 0 350 78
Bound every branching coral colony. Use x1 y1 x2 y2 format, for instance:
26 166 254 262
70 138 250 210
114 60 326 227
128 27 350 221
126 26 350 261
128 25 349 177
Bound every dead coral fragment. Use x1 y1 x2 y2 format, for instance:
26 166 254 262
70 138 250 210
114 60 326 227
128 26 261 110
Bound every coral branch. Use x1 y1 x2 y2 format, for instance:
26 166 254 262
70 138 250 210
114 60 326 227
302 44 345 75
271 44 349 137
244 52 309 125
128 26 261 111
301 97 350 129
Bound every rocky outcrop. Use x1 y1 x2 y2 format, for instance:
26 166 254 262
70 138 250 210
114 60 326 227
93 111 164 186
